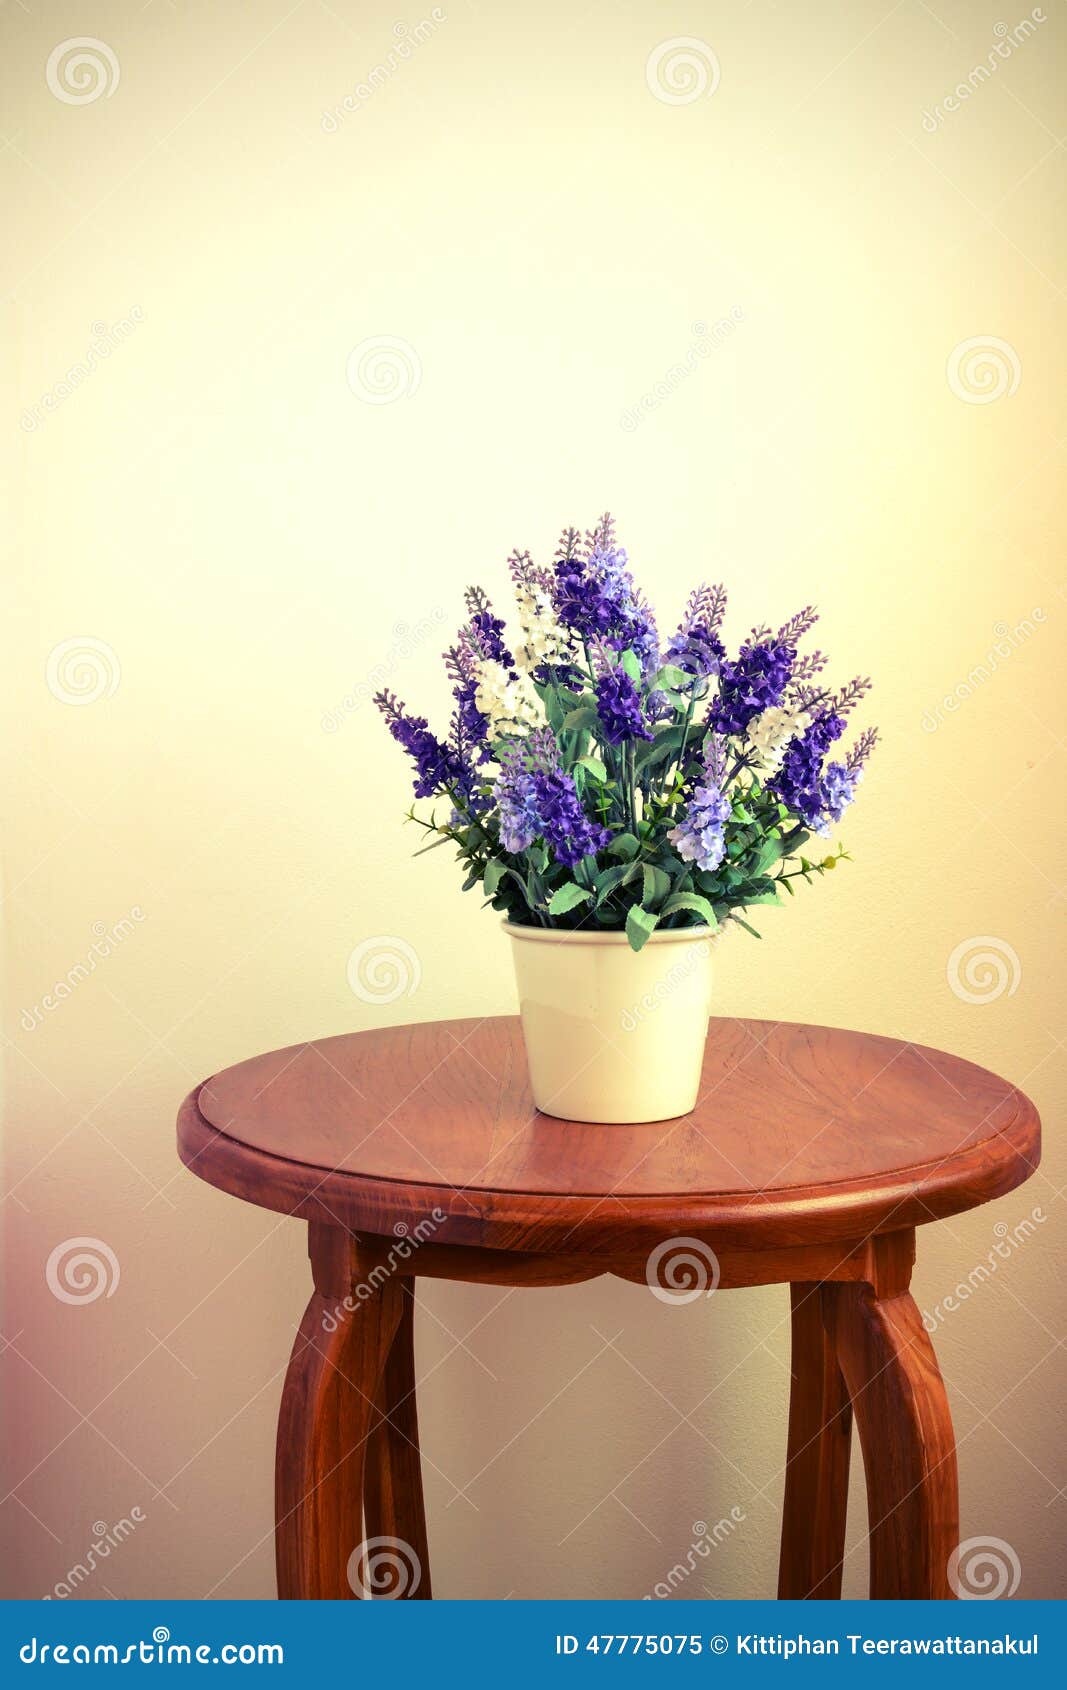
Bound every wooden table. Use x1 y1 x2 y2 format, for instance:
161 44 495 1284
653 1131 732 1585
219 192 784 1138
177 1016 1039 1602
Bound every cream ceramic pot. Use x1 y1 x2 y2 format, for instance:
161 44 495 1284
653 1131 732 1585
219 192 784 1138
504 921 717 1124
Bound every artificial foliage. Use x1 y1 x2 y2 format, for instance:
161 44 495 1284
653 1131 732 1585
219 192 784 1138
376 514 877 951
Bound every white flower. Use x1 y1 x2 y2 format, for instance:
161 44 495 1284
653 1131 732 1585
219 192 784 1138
513 581 571 672
746 705 811 773
473 659 545 734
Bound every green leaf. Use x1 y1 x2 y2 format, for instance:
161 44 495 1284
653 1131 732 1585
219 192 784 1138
651 663 692 691
625 904 660 952
641 863 671 909
562 704 600 733
483 858 507 897
547 882 593 915
634 724 684 774
752 837 786 876
620 649 642 683
661 891 717 926
594 862 641 905
413 832 452 857
574 754 608 783
744 889 782 907
732 915 763 939
607 832 640 861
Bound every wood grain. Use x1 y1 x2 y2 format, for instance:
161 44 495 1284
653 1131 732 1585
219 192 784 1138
179 1016 1039 1254
777 1283 853 1599
364 1283 432 1599
175 1017 1037 1602
275 1228 403 1600
825 1281 959 1599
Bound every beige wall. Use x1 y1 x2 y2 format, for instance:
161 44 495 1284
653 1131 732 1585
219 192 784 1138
3 0 1065 1600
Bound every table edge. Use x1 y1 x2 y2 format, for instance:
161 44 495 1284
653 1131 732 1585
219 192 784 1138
176 1082 1042 1254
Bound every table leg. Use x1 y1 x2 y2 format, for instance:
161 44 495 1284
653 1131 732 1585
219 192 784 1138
275 1226 402 1599
364 1281 432 1598
778 1283 852 1598
825 1281 959 1599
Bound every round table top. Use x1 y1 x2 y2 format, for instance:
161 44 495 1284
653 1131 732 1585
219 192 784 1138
177 1016 1039 1253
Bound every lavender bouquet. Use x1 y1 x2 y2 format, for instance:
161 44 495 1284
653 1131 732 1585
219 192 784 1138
376 514 877 953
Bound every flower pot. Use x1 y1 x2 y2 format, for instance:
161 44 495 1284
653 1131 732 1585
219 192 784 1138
504 921 718 1124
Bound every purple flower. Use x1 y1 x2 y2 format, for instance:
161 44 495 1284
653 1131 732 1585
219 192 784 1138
467 600 513 670
444 589 517 765
770 711 845 827
495 769 541 854
552 514 659 673
819 760 859 829
666 585 727 682
375 689 471 800
493 731 609 867
444 643 491 760
533 768 611 867
668 766 731 873
711 638 796 735
595 668 653 745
